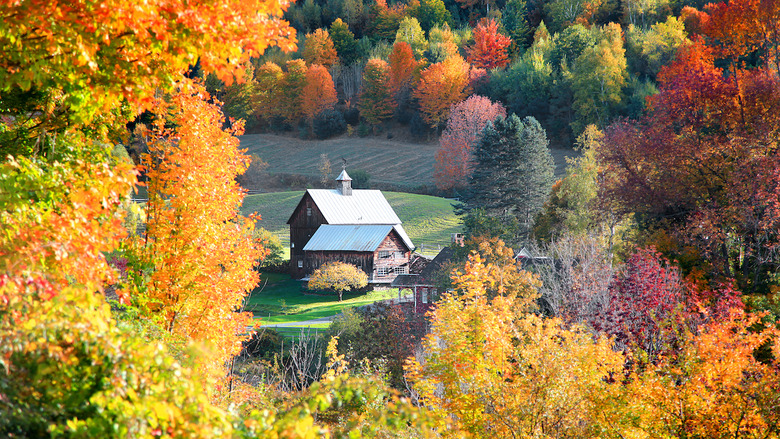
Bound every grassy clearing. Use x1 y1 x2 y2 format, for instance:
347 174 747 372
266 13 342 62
242 190 462 253
247 272 399 325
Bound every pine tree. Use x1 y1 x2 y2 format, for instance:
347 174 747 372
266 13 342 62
463 115 554 241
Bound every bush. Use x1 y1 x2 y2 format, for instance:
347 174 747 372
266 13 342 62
240 328 285 360
343 107 360 125
313 109 347 139
350 169 371 189
357 122 371 137
253 227 285 267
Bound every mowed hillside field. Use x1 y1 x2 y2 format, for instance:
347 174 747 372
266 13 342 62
238 133 575 190
241 190 462 254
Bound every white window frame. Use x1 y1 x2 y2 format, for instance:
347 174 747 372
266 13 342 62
377 267 389 277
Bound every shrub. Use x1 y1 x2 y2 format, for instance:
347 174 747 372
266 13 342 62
313 109 347 139
253 227 285 267
357 122 372 137
240 328 285 360
343 107 360 125
350 169 371 189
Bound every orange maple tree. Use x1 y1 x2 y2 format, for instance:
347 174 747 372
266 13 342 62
302 64 338 120
388 41 421 101
413 55 471 128
303 29 339 68
467 19 512 70
135 81 264 371
0 0 296 127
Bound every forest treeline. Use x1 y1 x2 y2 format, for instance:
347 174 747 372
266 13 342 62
210 0 698 143
2 0 780 438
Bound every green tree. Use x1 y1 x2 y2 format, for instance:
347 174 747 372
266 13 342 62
359 58 396 126
502 0 532 52
625 16 689 79
426 24 459 63
572 23 627 132
534 125 604 241
330 18 360 65
276 59 309 124
413 0 452 33
308 262 369 301
395 17 429 59
463 114 555 242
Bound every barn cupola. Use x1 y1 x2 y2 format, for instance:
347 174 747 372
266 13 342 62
336 168 352 196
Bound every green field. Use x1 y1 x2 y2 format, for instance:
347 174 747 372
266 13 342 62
241 190 462 255
248 272 401 326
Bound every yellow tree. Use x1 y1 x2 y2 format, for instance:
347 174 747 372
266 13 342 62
136 81 264 373
413 55 471 128
308 261 368 301
406 252 624 437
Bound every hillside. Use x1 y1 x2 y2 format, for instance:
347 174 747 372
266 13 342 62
238 133 574 191
241 190 462 254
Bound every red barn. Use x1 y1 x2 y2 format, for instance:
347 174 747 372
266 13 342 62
287 169 415 284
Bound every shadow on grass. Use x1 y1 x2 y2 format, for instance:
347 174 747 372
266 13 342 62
246 272 399 324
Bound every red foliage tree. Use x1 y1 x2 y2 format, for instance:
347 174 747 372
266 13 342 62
434 95 506 191
592 247 742 361
466 19 512 70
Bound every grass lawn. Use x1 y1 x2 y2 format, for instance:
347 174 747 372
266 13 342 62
247 272 400 325
242 190 462 255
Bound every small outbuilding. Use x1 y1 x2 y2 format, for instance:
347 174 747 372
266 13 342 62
287 169 415 284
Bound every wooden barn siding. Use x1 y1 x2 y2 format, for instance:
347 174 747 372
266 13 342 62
372 231 411 282
304 251 374 278
289 193 327 278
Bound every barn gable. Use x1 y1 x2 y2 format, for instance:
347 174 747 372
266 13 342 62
288 169 415 283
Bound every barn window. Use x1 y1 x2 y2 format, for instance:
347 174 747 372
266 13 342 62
378 251 390 259
395 251 404 259
422 288 429 304
377 267 389 276
392 266 407 275
297 260 303 268
306 207 312 216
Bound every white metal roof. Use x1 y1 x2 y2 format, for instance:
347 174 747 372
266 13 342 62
306 189 402 225
303 224 414 252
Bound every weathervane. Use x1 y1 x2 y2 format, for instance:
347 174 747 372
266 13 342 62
341 157 347 171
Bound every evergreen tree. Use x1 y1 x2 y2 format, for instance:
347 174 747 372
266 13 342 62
463 115 554 241
330 18 360 65
503 0 532 52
